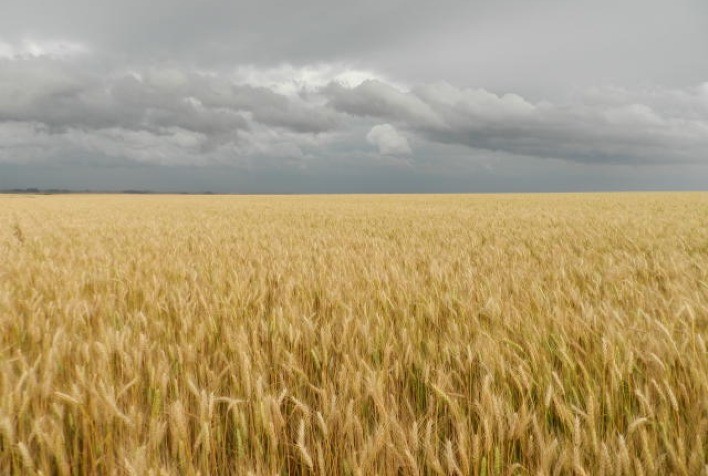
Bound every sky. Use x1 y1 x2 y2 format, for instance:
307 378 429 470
1 0 707 192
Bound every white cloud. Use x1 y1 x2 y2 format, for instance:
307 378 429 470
413 82 536 119
0 38 88 60
603 104 663 126
229 64 388 97
366 123 412 156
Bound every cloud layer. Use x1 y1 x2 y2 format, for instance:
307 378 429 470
2 51 706 169
329 80 708 164
0 0 706 190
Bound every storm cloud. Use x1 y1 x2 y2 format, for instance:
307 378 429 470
0 0 706 191
327 79 708 163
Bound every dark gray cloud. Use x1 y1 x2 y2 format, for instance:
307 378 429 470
0 59 339 135
0 58 346 165
326 80 708 164
0 0 706 190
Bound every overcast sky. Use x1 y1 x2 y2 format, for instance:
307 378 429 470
1 0 707 192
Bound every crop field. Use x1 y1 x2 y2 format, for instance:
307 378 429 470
0 193 706 475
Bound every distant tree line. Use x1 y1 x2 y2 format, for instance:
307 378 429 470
0 188 217 195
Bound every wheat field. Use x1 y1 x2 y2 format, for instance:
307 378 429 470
0 193 706 475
